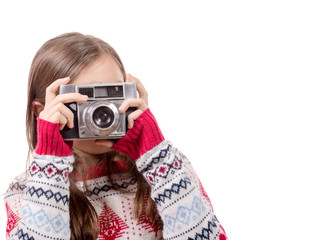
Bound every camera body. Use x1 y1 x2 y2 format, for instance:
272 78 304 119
59 82 137 140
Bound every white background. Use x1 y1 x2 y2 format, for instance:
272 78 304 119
0 1 315 239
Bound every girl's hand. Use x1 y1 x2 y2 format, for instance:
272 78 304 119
39 77 88 130
111 74 164 160
119 73 149 129
95 74 148 148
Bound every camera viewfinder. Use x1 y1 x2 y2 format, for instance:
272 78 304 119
95 87 109 98
79 88 93 97
108 86 123 97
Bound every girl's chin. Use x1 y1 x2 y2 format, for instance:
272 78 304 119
73 139 115 155
94 139 115 148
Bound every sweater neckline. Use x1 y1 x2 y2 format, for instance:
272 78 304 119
72 159 129 182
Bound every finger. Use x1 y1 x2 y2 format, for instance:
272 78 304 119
45 77 71 104
127 109 143 129
119 98 147 113
47 93 88 109
49 112 68 130
40 103 75 128
48 103 75 128
58 114 68 130
126 74 148 105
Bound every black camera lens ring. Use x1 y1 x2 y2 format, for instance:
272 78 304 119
92 106 115 129
86 101 120 136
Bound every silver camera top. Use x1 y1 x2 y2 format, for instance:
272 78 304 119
59 82 137 100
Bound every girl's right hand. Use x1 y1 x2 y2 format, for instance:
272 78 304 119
39 77 88 130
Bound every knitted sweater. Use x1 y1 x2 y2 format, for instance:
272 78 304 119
4 109 228 240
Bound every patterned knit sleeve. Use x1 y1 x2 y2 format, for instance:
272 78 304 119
112 109 229 240
4 118 74 240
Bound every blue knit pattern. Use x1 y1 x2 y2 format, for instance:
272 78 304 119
5 153 74 240
137 141 222 240
4 141 226 239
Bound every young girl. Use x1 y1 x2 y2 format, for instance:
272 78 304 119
4 32 228 240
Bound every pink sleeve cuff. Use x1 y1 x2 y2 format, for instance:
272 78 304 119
35 118 73 157
112 108 164 161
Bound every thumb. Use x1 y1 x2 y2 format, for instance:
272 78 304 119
126 73 134 82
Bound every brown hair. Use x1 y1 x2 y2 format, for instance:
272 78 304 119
26 32 163 239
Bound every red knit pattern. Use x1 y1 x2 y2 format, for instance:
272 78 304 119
219 234 227 240
35 118 73 157
220 225 228 240
5 202 20 237
99 203 129 239
112 108 164 161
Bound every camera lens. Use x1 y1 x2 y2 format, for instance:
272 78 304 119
92 106 115 129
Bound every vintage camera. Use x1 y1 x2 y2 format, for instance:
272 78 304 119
59 82 137 140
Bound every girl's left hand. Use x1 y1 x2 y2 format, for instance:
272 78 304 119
120 73 148 129
95 74 148 148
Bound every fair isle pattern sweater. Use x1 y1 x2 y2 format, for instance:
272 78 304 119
4 109 228 240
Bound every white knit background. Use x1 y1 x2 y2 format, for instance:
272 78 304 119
0 1 315 239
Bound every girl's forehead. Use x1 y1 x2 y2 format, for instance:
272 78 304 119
73 55 124 85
